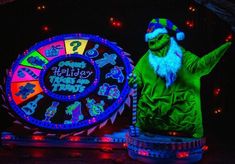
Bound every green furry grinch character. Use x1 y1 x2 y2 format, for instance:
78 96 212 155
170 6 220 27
129 18 232 138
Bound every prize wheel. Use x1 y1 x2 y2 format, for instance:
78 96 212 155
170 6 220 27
5 33 133 135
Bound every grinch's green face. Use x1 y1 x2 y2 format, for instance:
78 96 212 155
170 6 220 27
148 34 170 56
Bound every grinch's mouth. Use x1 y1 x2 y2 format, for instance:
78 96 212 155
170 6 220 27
149 35 164 45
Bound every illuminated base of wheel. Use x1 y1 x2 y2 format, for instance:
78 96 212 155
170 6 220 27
1 130 128 149
126 132 207 164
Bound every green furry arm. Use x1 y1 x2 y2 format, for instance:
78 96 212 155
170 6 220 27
182 42 232 76
198 42 232 76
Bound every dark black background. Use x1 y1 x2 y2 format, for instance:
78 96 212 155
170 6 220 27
0 0 235 143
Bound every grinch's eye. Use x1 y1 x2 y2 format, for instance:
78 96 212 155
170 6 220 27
157 35 164 40
149 40 155 45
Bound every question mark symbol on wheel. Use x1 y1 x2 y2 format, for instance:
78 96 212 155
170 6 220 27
70 41 81 53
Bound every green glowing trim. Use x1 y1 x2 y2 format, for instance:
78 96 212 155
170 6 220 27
20 51 48 69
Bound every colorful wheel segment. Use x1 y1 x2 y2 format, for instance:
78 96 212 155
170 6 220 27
5 34 132 133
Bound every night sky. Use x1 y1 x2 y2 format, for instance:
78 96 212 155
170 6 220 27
0 0 235 142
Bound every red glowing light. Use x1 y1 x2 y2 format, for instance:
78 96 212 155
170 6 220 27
32 151 44 158
185 20 195 28
213 88 221 96
42 25 49 32
109 17 122 28
32 135 45 141
138 150 149 156
112 21 122 27
116 22 121 27
225 34 233 42
68 136 80 142
100 153 112 159
176 151 189 159
202 145 209 151
101 137 112 142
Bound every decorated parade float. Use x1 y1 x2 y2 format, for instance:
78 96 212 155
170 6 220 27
0 17 232 163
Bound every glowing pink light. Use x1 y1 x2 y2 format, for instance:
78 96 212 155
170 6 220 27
89 117 97 124
92 117 96 122
188 5 196 12
110 17 114 21
213 107 223 115
123 143 127 148
138 150 149 156
36 4 46 11
101 137 112 142
2 135 13 140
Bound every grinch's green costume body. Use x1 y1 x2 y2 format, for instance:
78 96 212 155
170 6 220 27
133 42 231 138
130 18 232 138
